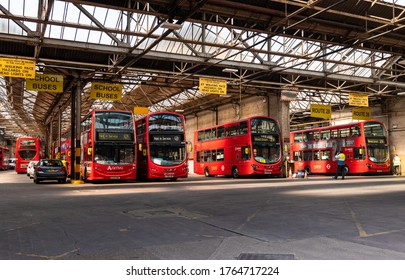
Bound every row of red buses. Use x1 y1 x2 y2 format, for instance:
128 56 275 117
0 146 10 170
135 112 188 180
15 137 41 173
193 116 283 178
80 109 137 181
289 120 391 175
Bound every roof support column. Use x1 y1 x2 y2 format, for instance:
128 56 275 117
70 78 83 184
268 93 290 177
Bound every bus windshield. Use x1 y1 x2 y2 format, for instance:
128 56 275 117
148 114 184 132
250 117 278 134
364 122 389 163
94 144 135 165
368 145 389 163
150 143 186 166
250 118 280 164
95 112 133 129
364 122 386 137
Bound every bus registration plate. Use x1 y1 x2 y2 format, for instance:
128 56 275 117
110 176 120 179
164 173 174 178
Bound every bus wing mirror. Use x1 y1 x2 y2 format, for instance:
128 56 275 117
88 148 92 156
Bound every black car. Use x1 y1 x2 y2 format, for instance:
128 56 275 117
33 159 67 184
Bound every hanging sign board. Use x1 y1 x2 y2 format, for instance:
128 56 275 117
0 58 35 78
349 93 369 107
26 74 64 93
310 104 332 119
280 86 298 101
352 107 371 120
199 77 227 95
134 106 149 114
90 82 122 101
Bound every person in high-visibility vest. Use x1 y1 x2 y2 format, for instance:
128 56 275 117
393 154 401 176
334 150 346 180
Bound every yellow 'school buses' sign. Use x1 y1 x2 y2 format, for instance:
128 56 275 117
349 93 369 107
134 106 149 115
310 104 332 119
90 82 122 101
199 77 227 95
26 74 64 93
352 107 371 120
0 58 36 78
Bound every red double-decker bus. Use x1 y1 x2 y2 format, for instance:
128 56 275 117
194 116 283 178
80 110 137 182
0 146 10 170
135 112 188 180
290 120 391 175
15 137 41 173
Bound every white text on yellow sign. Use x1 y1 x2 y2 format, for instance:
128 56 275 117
26 74 64 93
90 82 122 101
0 58 36 78
199 77 227 95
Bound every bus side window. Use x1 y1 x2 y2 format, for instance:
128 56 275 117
218 126 225 138
212 150 217 161
304 150 312 161
217 149 224 161
212 128 217 139
240 121 248 135
351 126 360 137
321 130 330 140
204 150 211 162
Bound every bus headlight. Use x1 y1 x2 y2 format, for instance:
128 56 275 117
366 164 372 169
251 164 258 170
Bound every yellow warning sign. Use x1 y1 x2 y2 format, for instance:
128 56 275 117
352 107 371 120
90 82 122 101
349 93 369 107
310 104 332 119
26 74 64 93
0 58 36 78
199 77 227 95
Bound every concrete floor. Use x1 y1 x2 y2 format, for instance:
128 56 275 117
1 170 405 260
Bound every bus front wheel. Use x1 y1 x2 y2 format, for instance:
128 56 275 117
232 166 239 178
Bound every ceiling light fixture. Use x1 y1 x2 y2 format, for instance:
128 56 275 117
161 21 182 30
397 92 405 95
222 68 238 73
